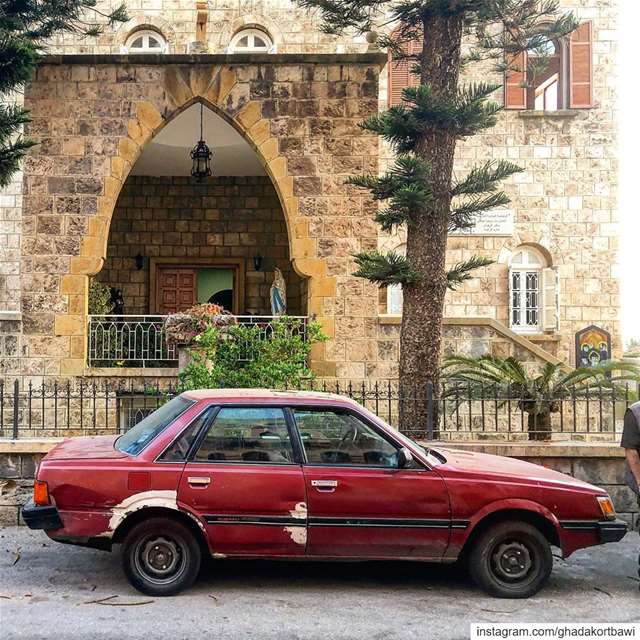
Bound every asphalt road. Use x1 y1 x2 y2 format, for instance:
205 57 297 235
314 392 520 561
1 527 638 640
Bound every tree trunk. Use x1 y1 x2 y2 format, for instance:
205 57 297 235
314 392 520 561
527 412 552 442
398 14 464 435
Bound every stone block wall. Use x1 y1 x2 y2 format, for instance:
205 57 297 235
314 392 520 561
98 175 303 315
16 57 382 379
377 0 620 367
42 0 373 56
0 452 43 527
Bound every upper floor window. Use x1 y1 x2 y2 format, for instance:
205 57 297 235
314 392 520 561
126 29 167 53
387 30 421 106
505 22 592 110
509 246 558 334
229 28 273 53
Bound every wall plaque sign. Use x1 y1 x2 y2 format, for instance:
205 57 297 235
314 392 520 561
450 210 515 237
575 325 612 368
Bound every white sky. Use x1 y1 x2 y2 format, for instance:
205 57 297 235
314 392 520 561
619 3 639 345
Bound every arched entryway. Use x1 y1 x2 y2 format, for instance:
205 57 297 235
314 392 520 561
88 102 307 366
20 58 383 378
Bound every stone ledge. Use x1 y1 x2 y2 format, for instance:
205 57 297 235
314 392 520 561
0 311 22 322
84 367 179 378
0 438 625 458
518 109 581 118
431 440 625 459
41 52 389 66
0 439 62 454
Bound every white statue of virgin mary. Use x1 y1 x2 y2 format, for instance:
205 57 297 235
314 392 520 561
270 267 287 316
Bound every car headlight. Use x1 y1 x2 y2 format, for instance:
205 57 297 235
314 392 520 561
597 496 616 521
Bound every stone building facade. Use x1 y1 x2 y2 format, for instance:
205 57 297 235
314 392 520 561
0 0 620 383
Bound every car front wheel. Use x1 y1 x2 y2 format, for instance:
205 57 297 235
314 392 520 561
468 520 553 598
122 517 201 596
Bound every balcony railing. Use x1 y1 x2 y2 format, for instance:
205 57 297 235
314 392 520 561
87 315 309 368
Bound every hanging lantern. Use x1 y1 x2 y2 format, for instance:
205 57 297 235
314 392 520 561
190 102 212 180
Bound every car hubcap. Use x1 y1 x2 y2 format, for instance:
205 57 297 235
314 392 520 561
491 540 533 582
134 535 186 585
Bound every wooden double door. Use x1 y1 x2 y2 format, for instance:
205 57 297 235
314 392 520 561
153 260 243 315
156 268 197 315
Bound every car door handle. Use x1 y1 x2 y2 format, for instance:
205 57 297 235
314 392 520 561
311 479 338 492
187 476 211 486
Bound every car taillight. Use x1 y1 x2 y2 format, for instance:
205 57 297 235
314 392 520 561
597 496 616 521
33 480 50 506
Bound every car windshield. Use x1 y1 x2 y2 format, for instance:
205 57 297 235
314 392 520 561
115 396 195 455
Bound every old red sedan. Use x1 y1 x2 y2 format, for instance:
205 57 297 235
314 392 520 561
22 389 626 598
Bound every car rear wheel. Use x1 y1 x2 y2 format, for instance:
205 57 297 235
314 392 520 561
468 520 552 598
122 517 201 596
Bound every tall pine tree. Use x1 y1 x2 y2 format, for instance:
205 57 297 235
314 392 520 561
295 0 577 433
0 0 128 188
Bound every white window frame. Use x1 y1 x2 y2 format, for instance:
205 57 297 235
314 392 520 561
509 247 558 334
228 28 274 54
387 283 403 316
125 30 168 54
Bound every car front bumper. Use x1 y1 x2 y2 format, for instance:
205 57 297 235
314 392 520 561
21 499 63 530
597 519 628 544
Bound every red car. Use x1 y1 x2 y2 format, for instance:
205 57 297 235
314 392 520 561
22 389 626 598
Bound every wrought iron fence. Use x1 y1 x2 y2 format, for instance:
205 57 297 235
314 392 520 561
0 378 634 442
87 315 309 368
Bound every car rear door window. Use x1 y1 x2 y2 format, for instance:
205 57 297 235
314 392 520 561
193 407 294 464
293 409 399 467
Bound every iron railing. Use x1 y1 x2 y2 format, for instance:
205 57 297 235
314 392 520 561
87 315 309 368
0 378 634 442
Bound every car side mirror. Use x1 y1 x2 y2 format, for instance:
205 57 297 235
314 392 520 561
397 447 414 469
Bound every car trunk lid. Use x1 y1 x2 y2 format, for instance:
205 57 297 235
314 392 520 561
45 435 129 461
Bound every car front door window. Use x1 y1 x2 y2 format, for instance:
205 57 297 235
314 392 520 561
293 409 398 467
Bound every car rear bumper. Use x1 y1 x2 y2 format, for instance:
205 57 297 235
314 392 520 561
21 499 63 530
597 519 628 544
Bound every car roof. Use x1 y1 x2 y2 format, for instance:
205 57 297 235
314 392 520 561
180 388 359 408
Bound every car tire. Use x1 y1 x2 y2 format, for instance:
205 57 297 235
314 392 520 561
468 520 552 598
122 517 201 596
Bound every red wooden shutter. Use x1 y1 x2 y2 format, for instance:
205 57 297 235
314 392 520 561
570 22 593 108
388 32 422 106
504 51 527 109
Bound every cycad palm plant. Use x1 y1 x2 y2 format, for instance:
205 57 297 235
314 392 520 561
442 356 640 441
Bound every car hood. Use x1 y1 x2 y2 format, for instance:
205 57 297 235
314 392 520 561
45 435 129 461
433 447 601 492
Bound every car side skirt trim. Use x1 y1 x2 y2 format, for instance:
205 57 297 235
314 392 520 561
204 514 469 529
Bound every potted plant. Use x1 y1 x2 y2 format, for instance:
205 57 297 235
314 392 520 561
164 304 237 370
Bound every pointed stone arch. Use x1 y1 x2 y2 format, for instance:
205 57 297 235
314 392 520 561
54 63 334 375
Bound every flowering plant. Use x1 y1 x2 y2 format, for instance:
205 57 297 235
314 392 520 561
164 304 237 346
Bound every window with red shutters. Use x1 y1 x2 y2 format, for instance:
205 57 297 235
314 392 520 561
388 32 422 106
504 51 528 110
504 22 592 111
569 22 593 109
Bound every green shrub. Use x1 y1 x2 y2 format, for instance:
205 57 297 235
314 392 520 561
178 316 327 391
88 279 113 315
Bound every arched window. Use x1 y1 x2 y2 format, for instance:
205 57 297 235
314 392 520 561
229 28 273 53
509 246 558 333
527 40 563 111
126 29 167 53
505 22 592 110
